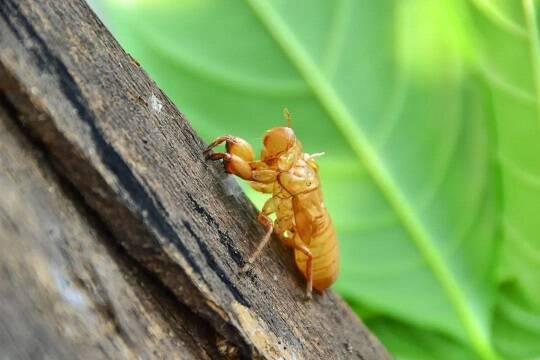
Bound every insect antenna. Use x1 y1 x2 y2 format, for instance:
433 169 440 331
306 152 325 161
283 107 292 128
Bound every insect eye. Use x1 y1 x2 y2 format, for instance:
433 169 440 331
263 127 295 155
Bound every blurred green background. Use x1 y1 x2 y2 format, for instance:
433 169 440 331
89 1 540 359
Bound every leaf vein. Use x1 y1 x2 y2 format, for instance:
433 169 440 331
475 56 536 104
523 0 540 125
498 152 540 187
469 0 528 38
321 0 351 78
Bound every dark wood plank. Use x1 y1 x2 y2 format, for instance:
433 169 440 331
0 107 224 359
0 1 389 358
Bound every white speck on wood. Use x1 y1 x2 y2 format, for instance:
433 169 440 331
148 94 163 113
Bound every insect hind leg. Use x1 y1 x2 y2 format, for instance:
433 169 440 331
295 242 313 299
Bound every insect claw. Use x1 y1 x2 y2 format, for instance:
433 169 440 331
203 148 214 160
305 274 313 300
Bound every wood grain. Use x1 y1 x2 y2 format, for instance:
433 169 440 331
0 107 224 359
0 1 390 358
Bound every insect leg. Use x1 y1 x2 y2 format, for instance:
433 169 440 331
295 243 313 299
249 181 273 193
241 214 273 272
204 135 254 161
206 152 253 180
241 197 277 272
205 136 278 182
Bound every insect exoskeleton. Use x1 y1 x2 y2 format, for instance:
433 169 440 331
203 109 339 299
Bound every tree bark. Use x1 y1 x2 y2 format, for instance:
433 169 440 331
0 107 223 359
0 1 390 359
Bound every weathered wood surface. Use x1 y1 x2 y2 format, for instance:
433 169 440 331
0 107 223 359
0 0 390 359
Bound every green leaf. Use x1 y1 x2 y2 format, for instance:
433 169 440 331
367 317 478 360
492 285 540 359
468 0 540 358
88 1 532 359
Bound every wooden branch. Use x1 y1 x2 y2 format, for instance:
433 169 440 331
0 107 223 359
0 0 390 359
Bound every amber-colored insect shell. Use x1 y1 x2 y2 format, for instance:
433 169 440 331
204 118 339 297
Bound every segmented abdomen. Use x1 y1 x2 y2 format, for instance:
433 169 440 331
294 209 339 291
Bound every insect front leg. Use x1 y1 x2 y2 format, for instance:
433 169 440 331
241 197 277 272
204 135 255 180
205 152 254 180
204 135 255 162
